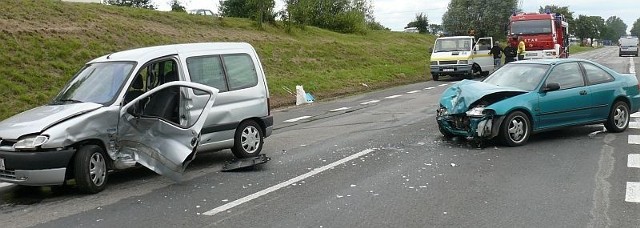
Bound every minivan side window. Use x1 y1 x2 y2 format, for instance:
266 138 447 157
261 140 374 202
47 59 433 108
186 55 228 93
222 54 258 91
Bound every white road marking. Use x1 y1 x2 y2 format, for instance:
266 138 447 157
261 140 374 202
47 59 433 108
360 100 380 105
631 112 640 118
438 84 448 87
385 95 402 99
203 148 377 216
626 182 640 203
406 90 420 94
329 107 350 112
630 57 636 74
628 135 640 144
283 116 312 123
630 122 640 129
424 87 435 90
0 182 14 188
629 154 640 168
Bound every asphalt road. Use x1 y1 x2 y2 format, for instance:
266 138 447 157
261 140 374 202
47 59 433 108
1 46 639 228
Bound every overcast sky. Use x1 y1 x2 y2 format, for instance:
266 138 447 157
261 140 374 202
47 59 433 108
157 0 639 32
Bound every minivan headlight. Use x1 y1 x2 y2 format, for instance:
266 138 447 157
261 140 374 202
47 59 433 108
458 60 468 64
14 135 49 149
430 61 438 65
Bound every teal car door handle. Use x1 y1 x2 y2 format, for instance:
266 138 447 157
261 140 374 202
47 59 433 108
579 90 587 95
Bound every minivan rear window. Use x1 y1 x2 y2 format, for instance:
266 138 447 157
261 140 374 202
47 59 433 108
222 54 258 90
186 55 228 92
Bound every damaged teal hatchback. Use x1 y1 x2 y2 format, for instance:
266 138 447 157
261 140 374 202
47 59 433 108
436 59 640 146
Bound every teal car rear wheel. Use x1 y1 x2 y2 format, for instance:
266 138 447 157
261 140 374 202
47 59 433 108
604 101 629 133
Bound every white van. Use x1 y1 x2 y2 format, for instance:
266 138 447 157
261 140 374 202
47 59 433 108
429 36 495 81
619 36 639 57
0 43 272 193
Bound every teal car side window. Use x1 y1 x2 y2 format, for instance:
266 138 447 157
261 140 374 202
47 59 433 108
545 62 584 90
581 62 614 85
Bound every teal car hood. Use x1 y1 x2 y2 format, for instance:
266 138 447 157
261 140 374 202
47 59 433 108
440 80 528 114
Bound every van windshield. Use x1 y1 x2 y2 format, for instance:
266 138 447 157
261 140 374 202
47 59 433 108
52 62 135 105
433 38 472 52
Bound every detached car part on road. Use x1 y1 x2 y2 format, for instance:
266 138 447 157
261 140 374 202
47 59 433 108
436 59 640 146
0 43 273 193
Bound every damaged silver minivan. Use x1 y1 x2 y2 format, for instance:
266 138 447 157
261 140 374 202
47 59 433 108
0 43 273 193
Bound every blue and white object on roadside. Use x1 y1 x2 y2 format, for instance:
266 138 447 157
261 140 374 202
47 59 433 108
296 85 314 105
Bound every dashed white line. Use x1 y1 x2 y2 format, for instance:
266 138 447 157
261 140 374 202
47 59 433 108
203 148 377 216
631 112 640 118
0 182 13 188
424 87 435 90
630 57 636 74
626 182 640 203
330 107 351 112
438 84 448 87
385 95 402 99
628 135 640 144
283 116 312 123
629 154 640 168
630 122 640 129
406 90 420 94
360 100 380 105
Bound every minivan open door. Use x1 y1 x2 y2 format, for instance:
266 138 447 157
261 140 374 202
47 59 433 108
118 81 218 181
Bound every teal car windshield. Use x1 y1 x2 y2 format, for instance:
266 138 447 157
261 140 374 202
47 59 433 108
52 62 136 105
482 63 549 91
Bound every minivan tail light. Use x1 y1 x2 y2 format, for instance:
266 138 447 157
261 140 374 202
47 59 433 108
267 98 271 115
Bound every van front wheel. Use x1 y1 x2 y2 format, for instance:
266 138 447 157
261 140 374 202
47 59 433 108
74 145 108 194
231 120 264 158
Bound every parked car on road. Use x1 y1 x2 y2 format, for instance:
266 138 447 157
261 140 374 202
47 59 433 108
436 58 640 146
0 42 273 193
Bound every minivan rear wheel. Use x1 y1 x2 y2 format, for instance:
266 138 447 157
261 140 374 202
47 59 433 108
74 145 108 194
231 120 264 158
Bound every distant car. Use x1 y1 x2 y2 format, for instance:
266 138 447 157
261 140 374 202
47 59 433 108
436 59 640 146
188 9 220 18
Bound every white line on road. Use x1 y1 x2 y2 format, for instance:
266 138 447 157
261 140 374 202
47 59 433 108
283 116 312 123
630 122 640 129
628 135 640 144
626 182 640 203
329 107 351 112
385 95 402 99
0 182 14 189
631 112 640 118
203 148 377 216
438 84 448 87
629 154 640 168
424 87 435 90
406 90 420 94
360 100 380 105
630 57 636 74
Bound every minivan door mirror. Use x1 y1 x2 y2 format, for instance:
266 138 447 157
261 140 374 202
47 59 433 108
118 81 218 181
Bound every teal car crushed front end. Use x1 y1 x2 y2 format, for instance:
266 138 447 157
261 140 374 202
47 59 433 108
436 59 640 146
436 79 529 139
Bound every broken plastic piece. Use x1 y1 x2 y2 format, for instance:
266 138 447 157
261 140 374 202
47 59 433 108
221 154 270 172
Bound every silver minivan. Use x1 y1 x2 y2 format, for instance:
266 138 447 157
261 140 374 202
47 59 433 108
0 42 273 193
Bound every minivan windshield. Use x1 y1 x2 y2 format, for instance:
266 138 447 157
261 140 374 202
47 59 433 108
52 62 135 105
433 38 473 52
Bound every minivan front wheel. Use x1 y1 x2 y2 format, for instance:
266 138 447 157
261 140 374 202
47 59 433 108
74 145 108 194
231 120 264 158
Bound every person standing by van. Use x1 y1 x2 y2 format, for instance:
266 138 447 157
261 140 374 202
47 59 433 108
489 41 504 68
517 37 526 60
503 41 517 64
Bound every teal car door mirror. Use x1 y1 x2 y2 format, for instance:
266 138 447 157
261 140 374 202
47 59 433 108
543 82 560 92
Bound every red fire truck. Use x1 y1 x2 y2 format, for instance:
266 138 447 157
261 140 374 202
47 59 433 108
508 12 569 59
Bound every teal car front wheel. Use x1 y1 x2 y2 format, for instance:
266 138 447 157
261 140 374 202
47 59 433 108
499 111 531 146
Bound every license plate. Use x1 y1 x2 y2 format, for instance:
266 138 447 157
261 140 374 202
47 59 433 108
443 68 454 72
0 158 4 170
526 53 538 56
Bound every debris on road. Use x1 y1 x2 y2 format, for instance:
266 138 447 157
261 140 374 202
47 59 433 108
221 154 271 172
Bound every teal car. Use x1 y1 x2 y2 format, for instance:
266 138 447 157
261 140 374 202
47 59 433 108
436 59 640 146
